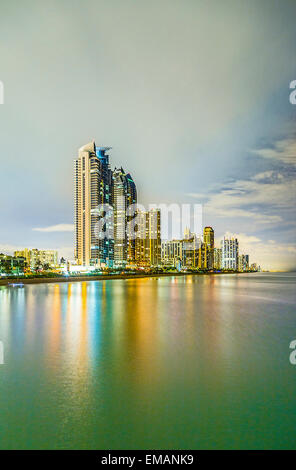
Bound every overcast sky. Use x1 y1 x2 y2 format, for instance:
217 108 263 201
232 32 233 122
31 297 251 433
0 0 296 270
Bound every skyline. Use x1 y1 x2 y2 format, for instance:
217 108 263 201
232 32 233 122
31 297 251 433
0 0 296 270
0 138 259 272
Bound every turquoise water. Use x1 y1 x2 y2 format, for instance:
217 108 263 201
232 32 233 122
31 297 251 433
0 273 295 449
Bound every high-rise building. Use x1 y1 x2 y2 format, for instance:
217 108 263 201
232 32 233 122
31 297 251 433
221 237 239 270
183 236 201 268
112 167 137 268
214 247 222 270
135 209 161 267
112 167 128 268
135 210 149 266
148 209 161 266
96 146 114 265
238 254 250 272
75 141 113 266
203 226 214 269
245 254 249 271
161 240 183 267
126 173 137 263
75 141 137 268
161 232 202 269
250 263 260 272
75 141 97 266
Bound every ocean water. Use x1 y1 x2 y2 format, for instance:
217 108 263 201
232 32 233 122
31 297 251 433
0 273 295 449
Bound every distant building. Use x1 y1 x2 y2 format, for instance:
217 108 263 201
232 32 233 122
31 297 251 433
250 263 260 272
161 231 203 269
161 239 183 267
0 254 26 275
183 227 193 240
135 210 150 267
14 249 58 270
126 173 137 263
245 254 249 270
238 254 249 272
203 226 214 269
183 235 202 269
221 237 239 270
214 247 222 270
14 248 31 265
135 209 161 267
148 209 161 266
30 249 58 269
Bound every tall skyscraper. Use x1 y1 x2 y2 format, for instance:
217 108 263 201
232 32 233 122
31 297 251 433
221 237 239 270
148 209 161 266
135 210 149 266
182 235 201 269
75 141 113 266
95 146 114 265
135 209 161 267
238 254 249 272
214 247 222 270
112 167 137 267
112 167 128 268
126 173 137 263
203 226 214 269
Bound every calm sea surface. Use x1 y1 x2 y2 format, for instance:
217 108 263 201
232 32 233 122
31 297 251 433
0 273 295 449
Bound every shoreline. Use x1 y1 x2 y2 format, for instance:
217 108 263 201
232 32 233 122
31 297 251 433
0 271 243 286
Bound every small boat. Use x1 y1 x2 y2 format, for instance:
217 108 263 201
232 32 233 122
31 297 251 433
7 282 24 288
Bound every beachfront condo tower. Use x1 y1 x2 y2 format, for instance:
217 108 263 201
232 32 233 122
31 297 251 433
74 141 113 266
203 226 215 269
112 167 137 268
221 237 239 270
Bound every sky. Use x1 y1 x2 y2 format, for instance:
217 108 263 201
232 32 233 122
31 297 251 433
0 0 295 270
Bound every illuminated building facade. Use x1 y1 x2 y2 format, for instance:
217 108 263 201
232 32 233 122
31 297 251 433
203 226 214 269
75 141 114 267
214 247 222 270
161 239 183 267
135 209 161 267
221 237 239 270
238 254 249 272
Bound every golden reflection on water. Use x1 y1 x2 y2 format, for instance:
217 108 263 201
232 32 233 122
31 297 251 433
0 274 295 449
0 276 242 392
47 285 62 362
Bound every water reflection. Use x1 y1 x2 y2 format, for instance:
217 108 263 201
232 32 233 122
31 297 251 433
0 274 295 449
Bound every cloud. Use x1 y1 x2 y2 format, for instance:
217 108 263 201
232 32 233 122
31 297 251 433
217 232 261 245
188 167 296 229
252 138 296 166
186 134 296 270
186 193 208 199
32 224 74 232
